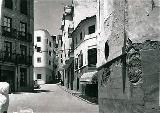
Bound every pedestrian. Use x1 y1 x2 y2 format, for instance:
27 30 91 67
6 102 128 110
0 82 9 113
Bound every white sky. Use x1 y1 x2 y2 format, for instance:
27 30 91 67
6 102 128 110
34 0 72 36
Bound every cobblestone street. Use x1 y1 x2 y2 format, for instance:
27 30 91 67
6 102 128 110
8 84 99 113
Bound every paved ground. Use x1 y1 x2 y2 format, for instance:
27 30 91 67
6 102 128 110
8 84 99 113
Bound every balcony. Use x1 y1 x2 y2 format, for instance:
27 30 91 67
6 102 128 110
1 26 32 43
16 54 32 66
0 51 16 63
1 26 17 39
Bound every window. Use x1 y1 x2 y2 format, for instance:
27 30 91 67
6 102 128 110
20 68 27 87
75 58 78 69
20 0 28 15
20 22 27 37
78 51 83 68
37 47 41 52
37 36 41 42
37 57 41 63
49 60 51 65
49 41 51 47
5 0 13 9
61 59 63 63
20 45 27 55
37 74 41 79
3 17 12 32
49 51 51 56
88 48 97 67
80 32 82 40
88 25 95 34
4 41 12 58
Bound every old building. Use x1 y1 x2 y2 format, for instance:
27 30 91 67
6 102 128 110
60 5 74 89
72 15 98 97
34 30 54 84
0 0 34 92
97 0 160 113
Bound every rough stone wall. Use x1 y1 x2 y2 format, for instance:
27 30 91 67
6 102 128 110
126 0 160 43
98 40 160 113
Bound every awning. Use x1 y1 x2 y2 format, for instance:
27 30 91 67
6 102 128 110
80 71 97 84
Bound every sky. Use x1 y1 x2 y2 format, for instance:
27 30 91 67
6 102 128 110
34 0 72 36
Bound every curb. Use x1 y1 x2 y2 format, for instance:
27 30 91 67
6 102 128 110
57 84 98 105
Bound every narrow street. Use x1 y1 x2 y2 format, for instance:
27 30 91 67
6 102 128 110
8 84 99 113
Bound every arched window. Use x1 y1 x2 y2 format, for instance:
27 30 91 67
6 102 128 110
5 0 13 9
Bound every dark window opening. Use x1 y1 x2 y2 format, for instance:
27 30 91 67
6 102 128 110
20 45 27 55
20 0 28 15
80 32 82 40
88 25 95 34
49 51 51 56
78 51 83 68
105 42 109 60
5 0 13 9
49 60 51 65
49 41 51 47
37 47 41 52
37 36 41 42
75 58 78 69
37 57 41 63
37 74 41 79
88 48 97 67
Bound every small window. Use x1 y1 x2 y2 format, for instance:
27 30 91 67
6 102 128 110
49 51 51 56
88 25 95 34
5 0 13 9
37 57 41 63
37 74 41 79
49 60 51 65
37 47 41 52
60 58 63 63
49 41 51 47
80 32 82 40
37 36 41 42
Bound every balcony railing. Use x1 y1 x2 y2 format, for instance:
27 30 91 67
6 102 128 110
1 26 32 43
0 51 16 63
0 51 32 66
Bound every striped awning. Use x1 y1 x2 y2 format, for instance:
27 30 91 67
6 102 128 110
80 71 97 84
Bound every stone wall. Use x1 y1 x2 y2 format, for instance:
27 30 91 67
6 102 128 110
98 40 160 113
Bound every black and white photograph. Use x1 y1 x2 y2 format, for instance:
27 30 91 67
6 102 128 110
0 0 159 113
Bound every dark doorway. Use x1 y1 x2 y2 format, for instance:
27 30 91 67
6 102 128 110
0 70 15 92
77 77 79 91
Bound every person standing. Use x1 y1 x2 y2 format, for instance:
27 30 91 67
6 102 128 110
0 82 9 113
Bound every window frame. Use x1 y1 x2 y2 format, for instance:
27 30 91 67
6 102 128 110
3 16 12 32
37 57 41 63
37 74 42 79
37 36 41 42
88 25 95 34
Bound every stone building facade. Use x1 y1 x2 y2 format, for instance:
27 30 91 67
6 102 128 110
60 5 74 89
72 16 98 97
97 0 160 113
0 0 34 92
34 30 54 84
